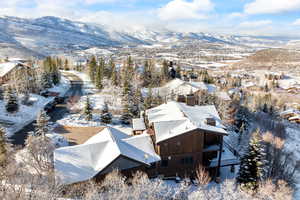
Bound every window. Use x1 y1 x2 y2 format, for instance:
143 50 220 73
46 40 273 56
161 160 168 167
180 157 194 165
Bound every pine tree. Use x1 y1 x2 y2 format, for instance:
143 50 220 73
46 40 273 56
237 130 266 191
89 56 97 83
35 110 50 137
40 72 53 89
111 60 119 87
64 59 69 71
161 60 169 81
4 87 19 113
101 103 112 124
95 59 104 90
83 97 93 121
0 127 7 167
176 65 182 78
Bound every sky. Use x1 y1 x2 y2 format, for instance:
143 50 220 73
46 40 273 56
1 0 300 37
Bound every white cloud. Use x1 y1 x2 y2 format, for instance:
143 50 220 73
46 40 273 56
245 0 300 15
293 18 300 25
239 20 272 28
158 0 214 21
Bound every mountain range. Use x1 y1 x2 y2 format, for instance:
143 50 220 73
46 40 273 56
0 16 296 58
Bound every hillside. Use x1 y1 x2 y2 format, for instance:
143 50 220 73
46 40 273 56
231 48 300 70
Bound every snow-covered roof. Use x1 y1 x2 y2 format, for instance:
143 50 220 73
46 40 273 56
132 118 146 131
0 61 22 77
54 127 160 185
143 79 212 98
146 101 227 143
280 109 299 117
216 91 231 101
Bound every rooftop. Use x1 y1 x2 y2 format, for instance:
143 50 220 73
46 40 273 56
54 127 160 185
146 101 227 143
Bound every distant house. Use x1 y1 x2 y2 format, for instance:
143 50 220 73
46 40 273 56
142 78 217 101
280 109 300 123
0 61 32 84
54 127 160 185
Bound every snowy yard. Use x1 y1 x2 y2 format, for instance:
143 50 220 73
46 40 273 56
66 70 123 112
0 76 71 137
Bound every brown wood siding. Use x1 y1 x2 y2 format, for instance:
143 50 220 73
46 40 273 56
156 129 204 156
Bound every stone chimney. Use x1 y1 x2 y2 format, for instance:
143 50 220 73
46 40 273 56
206 118 216 126
186 94 196 106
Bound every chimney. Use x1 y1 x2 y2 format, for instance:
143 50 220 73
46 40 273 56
206 118 216 126
186 94 196 106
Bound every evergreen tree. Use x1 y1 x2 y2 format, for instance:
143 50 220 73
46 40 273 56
64 59 70 71
95 58 104 90
83 97 93 121
101 103 112 124
40 72 53 89
0 127 7 167
161 60 169 81
176 65 182 78
144 87 153 109
0 87 4 100
237 130 266 191
35 110 50 137
89 56 97 83
111 60 119 87
4 87 19 113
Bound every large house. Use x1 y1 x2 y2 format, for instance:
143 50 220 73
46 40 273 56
135 101 229 178
54 101 237 185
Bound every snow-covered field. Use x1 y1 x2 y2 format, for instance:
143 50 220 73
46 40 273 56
0 76 71 137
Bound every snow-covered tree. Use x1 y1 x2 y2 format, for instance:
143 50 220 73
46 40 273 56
89 56 97 83
40 72 52 89
0 127 7 167
4 87 19 113
35 110 50 137
237 129 266 191
83 96 93 121
101 103 112 124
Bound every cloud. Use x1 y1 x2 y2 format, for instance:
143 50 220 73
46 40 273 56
158 0 214 21
239 20 272 28
293 18 300 25
245 0 300 15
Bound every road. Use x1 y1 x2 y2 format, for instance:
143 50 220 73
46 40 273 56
9 73 83 146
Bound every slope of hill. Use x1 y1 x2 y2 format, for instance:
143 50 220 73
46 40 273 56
231 48 300 70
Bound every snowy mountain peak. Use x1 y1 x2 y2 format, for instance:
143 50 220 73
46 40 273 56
0 15 291 58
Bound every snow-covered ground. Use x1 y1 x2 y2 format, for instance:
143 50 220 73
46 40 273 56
0 76 71 137
284 126 300 199
66 70 123 111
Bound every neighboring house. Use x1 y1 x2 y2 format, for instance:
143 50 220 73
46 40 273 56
142 78 217 101
54 127 160 185
133 101 237 179
0 61 31 84
280 109 300 123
